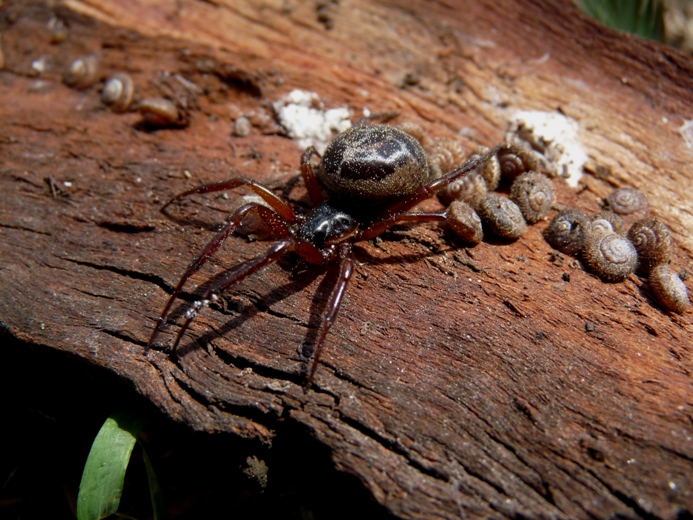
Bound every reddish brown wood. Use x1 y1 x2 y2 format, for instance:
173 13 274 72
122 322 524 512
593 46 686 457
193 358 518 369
1 0 692 518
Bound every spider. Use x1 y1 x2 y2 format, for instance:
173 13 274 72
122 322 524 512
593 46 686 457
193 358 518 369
149 120 490 383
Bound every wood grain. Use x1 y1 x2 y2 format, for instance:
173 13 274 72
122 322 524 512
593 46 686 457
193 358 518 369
1 0 692 517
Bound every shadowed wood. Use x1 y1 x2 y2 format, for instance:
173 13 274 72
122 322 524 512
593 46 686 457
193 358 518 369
1 0 692 518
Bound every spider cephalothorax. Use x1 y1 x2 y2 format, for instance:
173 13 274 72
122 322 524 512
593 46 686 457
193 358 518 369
149 121 490 383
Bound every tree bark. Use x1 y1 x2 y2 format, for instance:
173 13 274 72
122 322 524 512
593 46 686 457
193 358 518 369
1 0 692 518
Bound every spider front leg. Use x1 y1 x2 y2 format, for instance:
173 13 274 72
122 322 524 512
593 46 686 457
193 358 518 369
149 202 292 348
376 151 493 221
162 176 296 222
306 241 354 385
300 146 326 206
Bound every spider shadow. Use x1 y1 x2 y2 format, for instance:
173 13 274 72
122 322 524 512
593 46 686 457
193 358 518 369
161 201 236 232
160 230 455 377
164 253 322 359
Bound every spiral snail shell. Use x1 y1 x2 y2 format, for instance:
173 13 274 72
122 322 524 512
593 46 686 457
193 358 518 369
439 171 487 208
583 232 637 282
510 171 554 224
397 122 429 146
64 55 99 90
427 138 467 178
495 142 538 183
626 217 672 273
446 200 483 244
101 73 134 113
589 211 625 237
138 97 188 128
477 193 526 239
544 209 590 256
469 146 500 190
605 187 648 215
649 264 690 313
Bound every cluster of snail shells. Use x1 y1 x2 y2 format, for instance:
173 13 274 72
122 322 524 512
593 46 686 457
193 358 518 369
63 55 134 112
434 141 554 245
63 55 184 126
544 187 689 313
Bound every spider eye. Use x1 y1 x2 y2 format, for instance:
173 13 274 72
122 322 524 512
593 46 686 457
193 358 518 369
300 204 356 247
333 215 354 235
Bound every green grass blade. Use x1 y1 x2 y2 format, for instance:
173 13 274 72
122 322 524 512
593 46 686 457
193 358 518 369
77 410 146 520
140 442 168 520
575 0 664 41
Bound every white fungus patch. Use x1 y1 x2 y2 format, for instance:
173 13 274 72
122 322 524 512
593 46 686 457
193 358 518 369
508 111 588 187
272 89 352 153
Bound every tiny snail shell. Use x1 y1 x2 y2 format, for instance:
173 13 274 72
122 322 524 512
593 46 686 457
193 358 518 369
605 187 648 215
543 209 590 256
477 193 526 239
427 138 467 178
47 17 68 44
101 73 134 113
495 142 538 183
589 211 625 237
627 217 672 273
64 55 99 90
233 116 251 137
397 122 428 145
510 171 554 224
470 146 500 190
446 200 483 244
583 232 637 282
438 171 487 208
138 98 188 128
649 264 690 313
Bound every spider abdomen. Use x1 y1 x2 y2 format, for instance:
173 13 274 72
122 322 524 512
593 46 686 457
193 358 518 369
318 124 432 202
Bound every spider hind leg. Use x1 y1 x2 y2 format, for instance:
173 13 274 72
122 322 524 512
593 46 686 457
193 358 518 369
169 238 295 355
149 202 292 349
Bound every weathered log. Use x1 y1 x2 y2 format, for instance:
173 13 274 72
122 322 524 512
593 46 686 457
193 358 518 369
1 0 692 518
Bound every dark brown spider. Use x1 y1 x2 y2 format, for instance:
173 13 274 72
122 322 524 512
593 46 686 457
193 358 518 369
149 121 489 383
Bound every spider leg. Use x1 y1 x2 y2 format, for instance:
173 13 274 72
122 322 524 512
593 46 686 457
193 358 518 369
358 211 448 241
169 238 295 355
300 146 326 206
149 203 292 347
307 242 354 385
377 150 494 220
161 177 296 222
353 111 400 126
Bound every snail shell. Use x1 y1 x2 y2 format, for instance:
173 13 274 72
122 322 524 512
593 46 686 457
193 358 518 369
605 187 648 215
101 73 134 113
47 17 68 44
649 264 690 313
477 193 526 239
138 97 188 128
627 217 672 273
438 171 487 208
583 232 637 282
589 211 625 237
233 116 252 137
397 122 428 145
495 142 538 183
446 200 483 244
64 55 99 90
470 146 500 190
510 171 554 224
544 209 590 256
427 138 467 178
